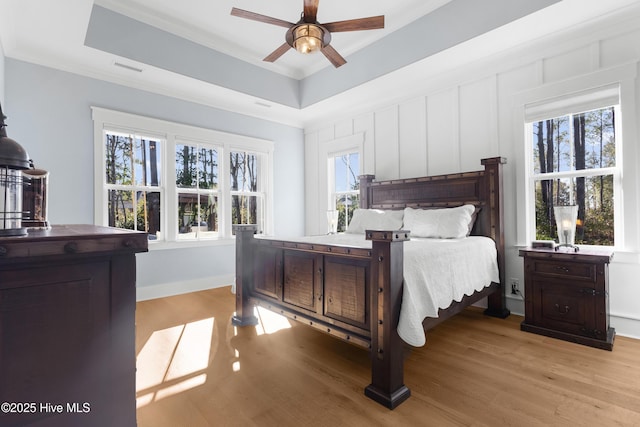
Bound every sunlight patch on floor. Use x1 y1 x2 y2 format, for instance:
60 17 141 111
255 306 292 335
232 349 241 372
136 317 214 407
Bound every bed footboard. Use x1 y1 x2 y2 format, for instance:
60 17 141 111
232 225 411 409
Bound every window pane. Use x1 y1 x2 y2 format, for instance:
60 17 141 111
531 116 570 173
534 175 614 245
107 190 160 240
137 191 161 238
582 107 616 170
532 107 616 174
108 189 134 229
198 147 218 190
197 194 218 238
105 134 133 185
178 193 198 236
177 193 218 239
176 144 197 188
230 152 257 191
134 137 162 186
232 195 258 225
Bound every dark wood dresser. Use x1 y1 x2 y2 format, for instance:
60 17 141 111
519 247 614 350
0 225 147 426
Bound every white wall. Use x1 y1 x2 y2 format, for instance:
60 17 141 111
304 10 640 338
0 35 5 105
5 59 305 301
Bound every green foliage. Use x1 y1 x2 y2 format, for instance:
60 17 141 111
336 194 358 232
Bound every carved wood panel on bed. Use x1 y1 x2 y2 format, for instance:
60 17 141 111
233 157 509 409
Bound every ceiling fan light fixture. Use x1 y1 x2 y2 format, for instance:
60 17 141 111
292 24 323 54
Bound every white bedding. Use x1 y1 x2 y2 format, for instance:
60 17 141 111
256 233 499 347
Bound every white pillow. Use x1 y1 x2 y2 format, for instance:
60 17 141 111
403 205 476 239
346 209 404 234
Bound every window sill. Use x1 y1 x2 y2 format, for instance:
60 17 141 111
148 238 236 251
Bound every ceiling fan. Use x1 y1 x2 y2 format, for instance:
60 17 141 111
230 0 384 68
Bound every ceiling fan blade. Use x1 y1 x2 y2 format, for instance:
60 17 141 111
323 16 385 32
303 0 319 23
321 44 346 68
263 42 292 63
230 8 294 28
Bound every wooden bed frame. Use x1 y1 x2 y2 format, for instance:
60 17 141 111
233 157 510 409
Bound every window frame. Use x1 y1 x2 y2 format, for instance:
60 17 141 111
525 105 621 247
92 107 274 248
102 128 165 236
327 149 361 232
228 150 267 234
513 64 638 251
174 138 222 241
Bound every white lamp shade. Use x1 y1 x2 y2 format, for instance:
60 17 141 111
554 205 578 247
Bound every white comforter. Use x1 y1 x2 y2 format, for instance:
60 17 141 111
256 233 499 347
399 236 499 346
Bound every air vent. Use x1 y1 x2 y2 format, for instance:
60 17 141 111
113 61 143 73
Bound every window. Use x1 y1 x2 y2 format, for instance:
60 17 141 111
230 151 265 232
104 130 163 238
93 107 273 245
527 104 620 246
175 142 219 240
329 151 360 232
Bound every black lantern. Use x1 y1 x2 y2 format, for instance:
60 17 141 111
0 102 32 236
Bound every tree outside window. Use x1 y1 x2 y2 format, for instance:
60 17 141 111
531 106 617 246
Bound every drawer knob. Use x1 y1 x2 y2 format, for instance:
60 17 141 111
64 242 78 254
555 303 570 314
554 266 570 273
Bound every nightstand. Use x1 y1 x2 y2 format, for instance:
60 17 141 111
519 247 615 350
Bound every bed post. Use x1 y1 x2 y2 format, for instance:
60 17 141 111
480 157 510 319
359 174 375 209
365 230 411 409
232 225 259 326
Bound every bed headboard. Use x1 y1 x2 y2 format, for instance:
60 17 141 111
359 157 506 286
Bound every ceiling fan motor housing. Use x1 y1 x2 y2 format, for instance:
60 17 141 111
287 22 331 54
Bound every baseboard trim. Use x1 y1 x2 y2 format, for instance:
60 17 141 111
610 312 640 340
136 275 234 301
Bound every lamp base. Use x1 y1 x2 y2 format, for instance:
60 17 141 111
555 243 579 252
0 227 28 237
23 219 51 230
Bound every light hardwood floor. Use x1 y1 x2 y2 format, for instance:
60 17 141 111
135 287 640 427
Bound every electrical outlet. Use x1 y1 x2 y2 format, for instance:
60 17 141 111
510 278 520 294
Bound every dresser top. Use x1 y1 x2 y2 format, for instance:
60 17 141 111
519 247 613 263
0 224 148 261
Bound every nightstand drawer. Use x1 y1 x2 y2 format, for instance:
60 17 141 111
531 259 595 281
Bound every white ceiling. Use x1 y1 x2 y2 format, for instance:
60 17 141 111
99 0 454 79
0 0 638 128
